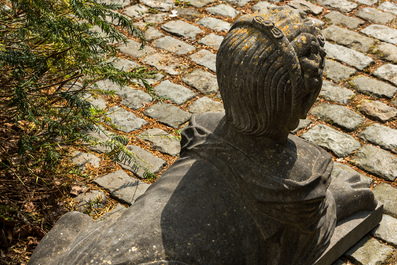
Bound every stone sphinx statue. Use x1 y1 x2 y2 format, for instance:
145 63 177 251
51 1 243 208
29 6 380 265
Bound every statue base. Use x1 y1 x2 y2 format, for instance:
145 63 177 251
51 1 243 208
314 202 383 265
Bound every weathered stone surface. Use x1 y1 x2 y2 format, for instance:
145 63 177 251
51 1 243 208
118 145 166 178
134 73 164 87
144 103 192 128
319 80 355 104
288 0 323 15
291 119 311 133
143 27 164 41
153 80 196 105
197 17 231 32
94 170 150 204
324 11 364 30
71 151 101 171
373 183 397 216
325 42 374 70
198 33 224 49
323 25 375 53
97 0 130 8
142 53 186 75
83 126 111 153
188 97 224 114
316 0 358 13
372 214 397 247
154 36 195 55
188 0 216 7
95 79 129 95
190 49 216 72
351 75 397 98
309 17 325 27
354 0 377 4
251 1 276 12
359 101 397 122
140 0 174 11
355 7 396 25
361 25 397 45
119 88 152 110
310 104 364 131
206 4 239 18
118 39 155 59
351 145 397 181
224 0 251 6
373 64 397 86
138 128 181 156
109 58 139 71
373 42 397 63
143 13 167 23
378 1 397 16
161 20 203 40
346 236 394 265
302 124 361 157
359 124 397 153
324 59 356 82
123 4 148 18
99 204 127 221
332 162 372 186
182 68 219 95
106 106 147 133
174 8 202 21
74 191 106 212
84 94 107 109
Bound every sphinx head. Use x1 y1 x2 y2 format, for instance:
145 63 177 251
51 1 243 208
216 6 325 141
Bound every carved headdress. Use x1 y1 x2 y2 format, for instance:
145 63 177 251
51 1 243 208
217 6 326 139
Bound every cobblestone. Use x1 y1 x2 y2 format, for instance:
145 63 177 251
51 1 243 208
144 103 192 128
188 97 225 114
359 124 397 154
106 106 147 133
138 129 181 156
188 0 216 8
323 11 364 30
378 2 397 16
324 59 356 82
140 0 174 11
319 80 355 105
316 0 357 13
354 7 396 25
373 64 397 86
310 104 364 131
351 145 397 181
206 4 239 18
197 17 231 32
182 68 219 95
302 124 361 157
118 39 155 58
119 88 153 110
371 215 397 247
251 1 276 12
161 20 203 40
124 4 148 18
142 53 186 75
74 190 106 212
198 33 224 49
373 42 397 63
351 75 397 98
153 80 196 105
109 58 139 71
324 42 374 70
373 183 397 217
143 27 164 41
358 101 397 122
154 36 195 55
71 151 101 171
190 49 217 72
288 0 323 15
224 0 252 6
361 25 397 45
346 236 394 265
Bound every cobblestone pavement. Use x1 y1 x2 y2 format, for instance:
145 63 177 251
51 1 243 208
70 0 397 264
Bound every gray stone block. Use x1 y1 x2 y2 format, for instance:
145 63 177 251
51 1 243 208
373 42 397 63
74 190 106 212
98 204 127 221
188 0 216 7
142 53 186 76
319 80 355 105
190 49 217 72
355 7 396 25
373 183 397 217
372 214 397 247
153 80 196 105
361 25 397 45
323 25 375 53
118 39 155 59
188 97 225 114
83 94 107 109
302 124 361 157
378 1 397 16
345 236 394 265
182 68 219 95
118 146 166 178
332 162 372 186
97 0 130 8
351 75 397 98
224 0 252 6
324 60 356 82
83 126 112 153
143 27 164 41
324 11 364 29
174 8 202 21
198 33 224 49
119 88 153 110
359 124 397 153
123 4 148 18
155 36 195 55
291 119 311 133
316 0 358 13
251 1 276 12
325 42 374 70
373 64 397 86
144 103 192 128
106 106 147 133
95 79 130 95
109 58 139 71
140 0 174 11
143 13 167 24
359 101 397 122
197 17 231 32
161 20 203 40
94 170 150 204
354 0 377 4
138 128 181 156
351 145 397 181
310 104 364 131
288 0 323 15
71 151 101 171
206 4 239 18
